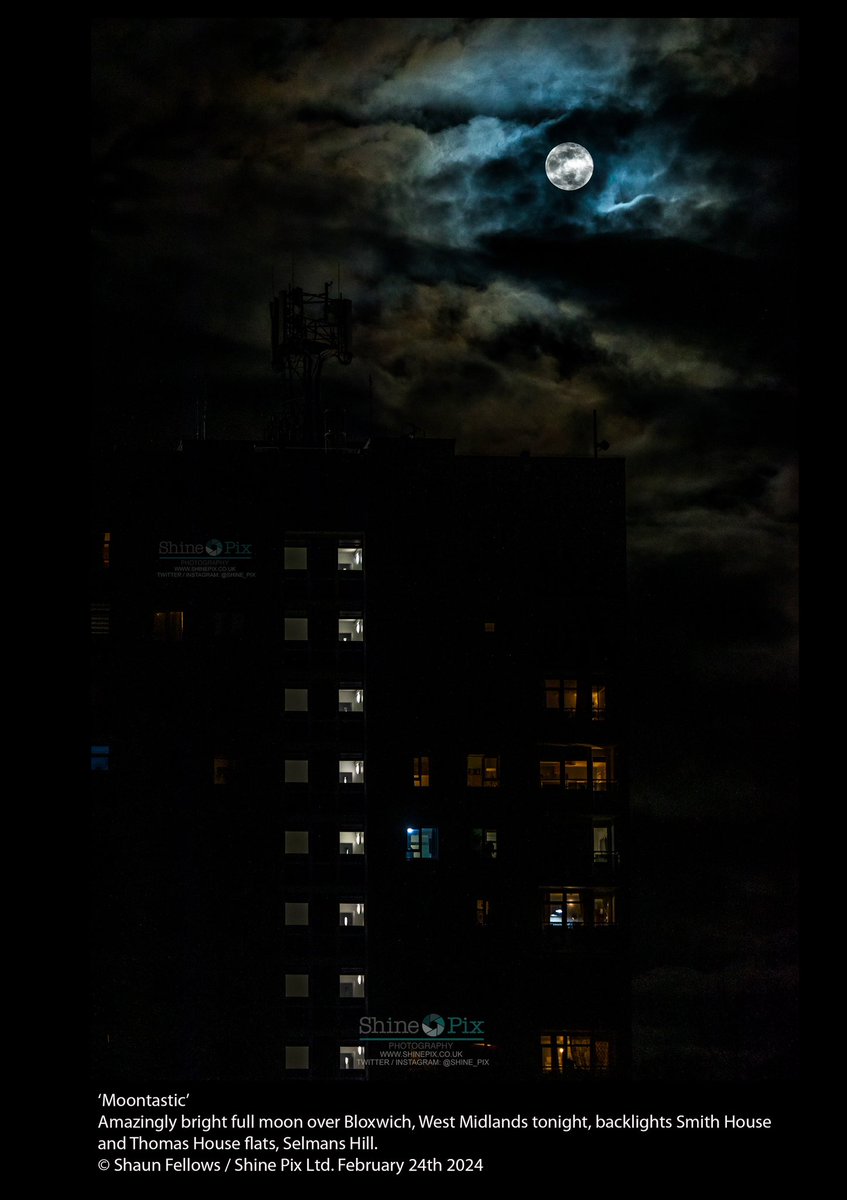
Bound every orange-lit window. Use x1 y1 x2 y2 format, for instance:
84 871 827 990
539 749 614 790
592 684 607 720
541 1033 612 1075
545 678 577 714
413 755 430 787
102 531 111 568
475 899 491 927
484 621 496 633
565 759 589 789
467 754 499 787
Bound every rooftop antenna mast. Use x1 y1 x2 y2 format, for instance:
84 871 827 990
269 280 353 446
593 409 610 459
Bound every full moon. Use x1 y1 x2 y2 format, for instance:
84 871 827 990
545 142 594 191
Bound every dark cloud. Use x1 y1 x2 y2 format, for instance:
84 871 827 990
91 17 798 1078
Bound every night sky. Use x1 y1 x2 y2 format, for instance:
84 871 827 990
91 18 798 1080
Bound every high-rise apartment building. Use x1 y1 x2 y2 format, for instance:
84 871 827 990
91 437 628 1081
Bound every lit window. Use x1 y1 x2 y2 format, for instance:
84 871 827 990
545 678 577 714
544 891 564 926
475 899 491 927
91 603 110 635
565 891 584 926
339 1045 365 1071
593 822 614 864
566 759 589 789
213 757 234 785
339 902 365 927
338 544 363 571
484 621 496 633
153 611 184 641
406 827 438 859
338 687 364 713
284 759 308 784
284 902 309 926
591 752 609 791
542 890 584 927
540 1033 612 1075
592 684 607 720
339 973 366 998
91 745 110 772
339 831 365 856
285 974 309 998
467 754 500 788
539 748 614 791
339 758 364 784
594 892 616 926
102 531 111 568
285 830 309 854
284 617 308 641
473 828 498 859
284 547 307 570
413 755 430 787
339 614 364 642
285 688 308 712
544 888 616 928
285 1046 310 1070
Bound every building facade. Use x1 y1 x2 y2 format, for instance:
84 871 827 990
90 439 629 1081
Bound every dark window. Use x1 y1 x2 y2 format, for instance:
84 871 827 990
473 828 498 859
91 603 110 635
91 745 110 772
153 611 184 641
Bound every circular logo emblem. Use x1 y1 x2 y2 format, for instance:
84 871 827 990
422 1013 445 1037
205 539 223 557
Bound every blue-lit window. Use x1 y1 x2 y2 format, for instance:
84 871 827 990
406 827 438 860
91 745 110 772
